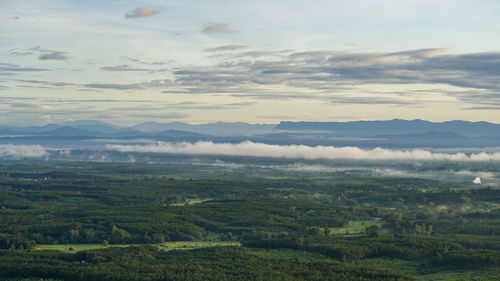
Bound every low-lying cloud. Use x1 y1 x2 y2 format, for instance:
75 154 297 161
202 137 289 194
0 144 47 158
105 141 500 161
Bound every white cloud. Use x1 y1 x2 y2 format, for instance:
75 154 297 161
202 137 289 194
125 7 159 18
454 170 495 178
0 144 47 158
105 141 500 161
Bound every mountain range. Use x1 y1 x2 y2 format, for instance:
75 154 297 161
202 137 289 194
276 119 500 137
1 119 499 149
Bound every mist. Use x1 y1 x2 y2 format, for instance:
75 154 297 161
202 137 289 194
0 144 47 158
105 141 500 161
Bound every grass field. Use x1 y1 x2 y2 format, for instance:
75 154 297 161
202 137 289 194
35 244 126 253
170 198 214 206
157 241 240 251
35 241 240 253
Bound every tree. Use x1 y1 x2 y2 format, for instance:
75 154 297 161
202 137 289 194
111 225 131 243
365 225 381 237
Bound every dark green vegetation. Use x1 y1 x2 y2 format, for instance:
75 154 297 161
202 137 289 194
1 160 499 280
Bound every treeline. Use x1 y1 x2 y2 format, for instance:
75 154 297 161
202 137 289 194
242 233 461 261
0 246 413 281
241 233 500 270
0 233 34 250
242 233 500 271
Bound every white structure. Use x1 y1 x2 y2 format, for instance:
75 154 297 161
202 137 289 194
473 177 481 184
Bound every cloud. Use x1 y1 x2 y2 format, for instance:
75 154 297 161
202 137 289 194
235 51 276 58
278 163 350 172
101 65 151 72
8 44 499 109
15 79 74 87
39 52 68 61
127 112 191 119
125 57 171 66
125 7 159 18
202 23 236 33
463 106 500 110
27 46 69 61
105 141 500 162
0 144 47 158
7 102 52 111
83 79 171 91
84 83 145 90
9 50 33 56
454 170 495 178
30 46 56 52
168 48 500 106
205 45 248 52
0 63 50 72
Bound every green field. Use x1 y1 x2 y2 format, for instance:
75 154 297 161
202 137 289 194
157 241 240 251
35 241 240 253
170 198 214 206
35 244 125 253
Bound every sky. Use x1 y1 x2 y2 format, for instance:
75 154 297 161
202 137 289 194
1 0 500 126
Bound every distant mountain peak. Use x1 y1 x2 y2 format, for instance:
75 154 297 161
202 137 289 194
275 119 500 137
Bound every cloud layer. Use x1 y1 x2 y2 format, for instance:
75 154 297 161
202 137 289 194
0 144 47 158
168 48 500 107
105 141 500 161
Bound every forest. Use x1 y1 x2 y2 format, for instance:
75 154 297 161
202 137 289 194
1 158 499 280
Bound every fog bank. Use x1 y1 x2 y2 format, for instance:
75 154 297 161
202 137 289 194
105 141 500 161
0 144 47 158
